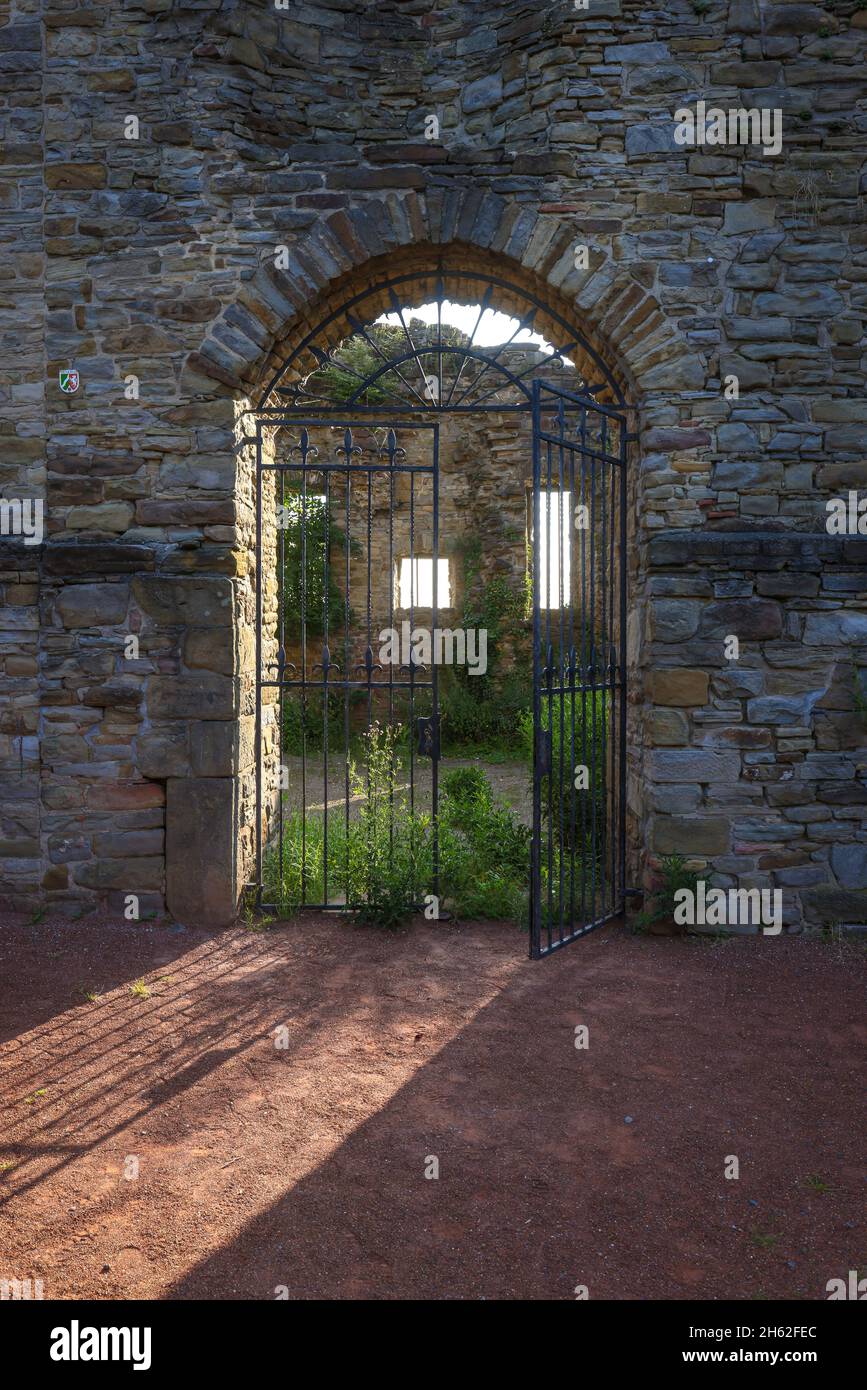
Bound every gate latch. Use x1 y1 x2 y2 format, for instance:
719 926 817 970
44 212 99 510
416 716 440 759
535 726 552 777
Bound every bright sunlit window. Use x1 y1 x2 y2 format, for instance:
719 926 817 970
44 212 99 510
397 557 450 609
539 491 571 609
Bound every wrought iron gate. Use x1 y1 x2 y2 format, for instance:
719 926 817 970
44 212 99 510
530 381 628 958
255 418 440 914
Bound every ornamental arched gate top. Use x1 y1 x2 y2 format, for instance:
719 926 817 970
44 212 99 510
255 266 628 414
254 266 631 957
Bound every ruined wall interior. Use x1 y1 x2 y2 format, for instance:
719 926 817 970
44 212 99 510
1 0 865 930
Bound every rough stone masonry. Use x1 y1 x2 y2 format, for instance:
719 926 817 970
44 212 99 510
0 0 865 932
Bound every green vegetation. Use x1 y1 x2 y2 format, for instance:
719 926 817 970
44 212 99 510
805 1174 831 1195
438 535 531 757
635 854 702 934
264 726 530 927
517 689 608 853
309 320 472 406
278 492 357 643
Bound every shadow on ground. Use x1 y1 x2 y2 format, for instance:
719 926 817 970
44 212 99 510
0 911 863 1300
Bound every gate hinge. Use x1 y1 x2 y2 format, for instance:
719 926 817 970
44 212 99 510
416 715 440 759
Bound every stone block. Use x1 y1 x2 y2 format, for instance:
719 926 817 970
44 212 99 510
831 842 867 889
722 200 777 235
83 679 142 710
190 717 254 777
651 785 702 813
652 816 730 855
56 583 129 628
66 503 134 533
716 458 783 492
148 674 238 721
699 599 782 641
733 817 804 843
137 730 191 779
648 668 708 706
184 627 235 674
166 778 240 927
649 749 742 783
92 830 164 858
43 543 155 576
803 612 867 646
73 857 164 890
747 696 811 725
650 599 701 642
462 73 502 113
132 576 234 627
625 122 675 157
649 709 689 745
801 885 867 924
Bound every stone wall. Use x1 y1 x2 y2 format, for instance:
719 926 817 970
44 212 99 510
1 0 865 930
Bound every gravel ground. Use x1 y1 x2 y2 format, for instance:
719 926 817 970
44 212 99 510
0 910 864 1301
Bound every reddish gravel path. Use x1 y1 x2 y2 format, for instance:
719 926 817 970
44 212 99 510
0 912 864 1301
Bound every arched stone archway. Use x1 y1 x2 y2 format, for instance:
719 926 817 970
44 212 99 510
187 200 700 404
162 218 670 927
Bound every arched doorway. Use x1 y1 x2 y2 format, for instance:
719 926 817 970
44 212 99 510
251 260 633 957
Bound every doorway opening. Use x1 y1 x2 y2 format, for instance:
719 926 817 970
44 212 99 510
252 265 630 957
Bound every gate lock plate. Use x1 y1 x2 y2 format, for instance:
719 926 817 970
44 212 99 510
416 716 440 759
535 726 552 777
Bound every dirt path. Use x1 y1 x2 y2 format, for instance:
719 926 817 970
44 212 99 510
281 754 532 823
0 912 863 1300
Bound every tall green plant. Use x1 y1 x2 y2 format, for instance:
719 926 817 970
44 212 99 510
518 689 608 852
279 492 354 642
439 535 531 755
264 742 531 927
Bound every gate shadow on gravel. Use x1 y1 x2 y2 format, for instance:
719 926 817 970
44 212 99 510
164 927 865 1303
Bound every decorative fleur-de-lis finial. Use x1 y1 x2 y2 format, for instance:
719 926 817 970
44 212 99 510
289 428 319 465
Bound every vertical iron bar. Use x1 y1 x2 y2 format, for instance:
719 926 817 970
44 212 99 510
556 397 566 947
599 413 608 921
255 426 263 907
431 426 440 900
366 444 374 905
388 434 396 855
344 454 352 903
530 382 542 958
545 434 553 955
579 406 588 926
409 468 416 820
567 428 577 936
619 418 628 908
301 459 307 905
323 463 330 904
609 427 617 919
589 440 597 932
278 460 285 911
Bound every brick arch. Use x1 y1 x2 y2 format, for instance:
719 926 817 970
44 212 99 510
186 191 704 410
